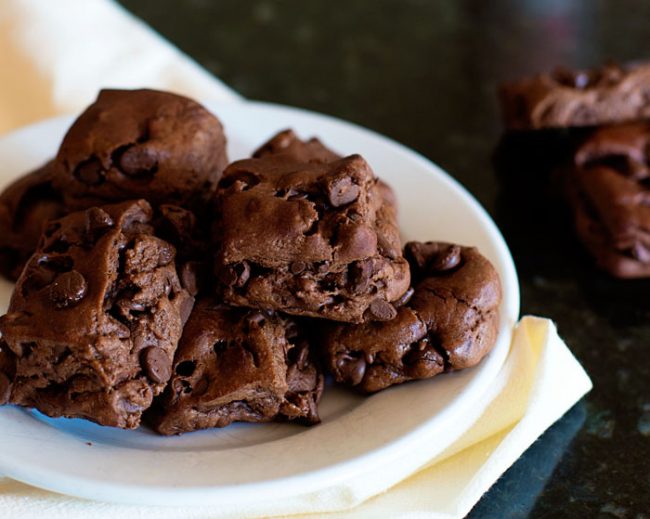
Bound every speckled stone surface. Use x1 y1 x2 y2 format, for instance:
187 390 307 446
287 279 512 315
119 1 650 515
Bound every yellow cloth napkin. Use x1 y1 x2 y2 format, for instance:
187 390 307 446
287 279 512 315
0 1 592 517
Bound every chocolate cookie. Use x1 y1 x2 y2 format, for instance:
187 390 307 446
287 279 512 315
54 89 228 210
0 160 65 280
253 129 398 210
565 123 650 278
149 299 323 435
0 200 193 428
499 62 650 130
214 152 410 323
321 242 501 393
253 128 341 164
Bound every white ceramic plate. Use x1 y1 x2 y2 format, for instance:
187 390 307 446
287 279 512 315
0 101 519 506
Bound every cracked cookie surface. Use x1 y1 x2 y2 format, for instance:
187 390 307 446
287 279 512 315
0 200 193 428
214 149 409 323
321 242 502 393
149 298 324 435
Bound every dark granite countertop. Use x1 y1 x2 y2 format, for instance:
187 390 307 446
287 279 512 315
119 1 650 516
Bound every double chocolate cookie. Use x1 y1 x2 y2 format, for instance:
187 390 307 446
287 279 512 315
565 123 650 278
0 160 65 280
500 62 650 130
0 200 193 428
214 152 410 323
54 89 228 210
321 242 501 393
149 298 323 435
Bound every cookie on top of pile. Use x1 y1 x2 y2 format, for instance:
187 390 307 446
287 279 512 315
0 89 502 434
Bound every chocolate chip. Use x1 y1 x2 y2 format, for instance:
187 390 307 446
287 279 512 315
141 346 171 384
74 157 105 185
157 242 175 266
86 207 114 234
429 245 461 272
220 262 250 287
288 192 308 201
290 261 306 274
21 265 56 295
377 234 398 260
335 352 366 386
180 261 200 296
368 298 397 321
233 262 250 287
179 295 194 327
0 372 12 405
246 312 267 328
350 260 373 293
118 145 158 176
326 177 360 207
49 270 87 308
393 287 415 308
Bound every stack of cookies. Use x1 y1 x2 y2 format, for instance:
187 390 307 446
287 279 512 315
500 62 650 278
0 89 502 435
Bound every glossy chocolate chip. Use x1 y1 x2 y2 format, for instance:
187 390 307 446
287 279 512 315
290 261 306 274
335 352 366 386
393 287 415 308
141 346 171 384
326 177 360 207
180 261 199 296
368 298 397 321
221 262 250 287
179 295 194 327
118 145 158 176
0 372 12 405
350 260 373 293
49 270 87 308
74 157 105 185
429 244 461 272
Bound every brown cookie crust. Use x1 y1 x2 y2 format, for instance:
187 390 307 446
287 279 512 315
499 62 650 130
54 89 228 210
149 299 323 435
322 242 502 393
214 153 409 323
0 200 193 428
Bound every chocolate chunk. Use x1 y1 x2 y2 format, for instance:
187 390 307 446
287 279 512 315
0 372 11 405
350 260 373 293
326 176 360 207
141 346 171 384
290 261 306 274
118 145 158 176
430 244 461 272
368 299 397 321
335 353 366 386
49 270 87 308
74 157 105 186
179 261 199 296
393 287 415 308
179 295 194 327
